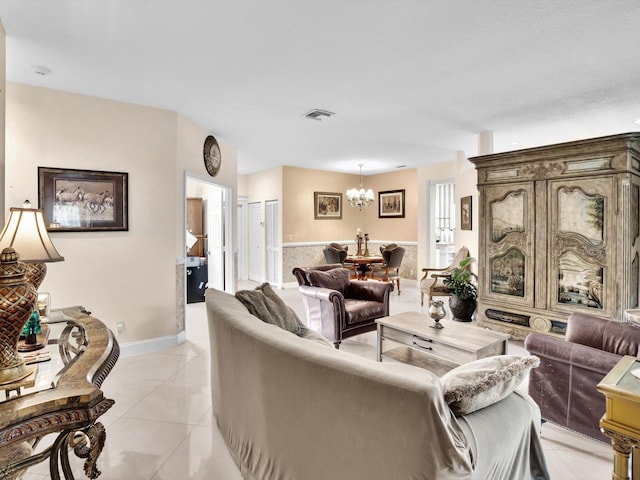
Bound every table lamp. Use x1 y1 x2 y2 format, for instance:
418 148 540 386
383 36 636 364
0 204 64 384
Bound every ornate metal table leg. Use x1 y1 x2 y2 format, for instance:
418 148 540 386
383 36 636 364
50 422 107 480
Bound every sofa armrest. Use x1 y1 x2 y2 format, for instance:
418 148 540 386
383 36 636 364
345 279 393 302
525 333 621 375
299 284 344 304
298 285 345 344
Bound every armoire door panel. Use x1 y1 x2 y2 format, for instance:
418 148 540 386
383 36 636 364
549 177 614 317
482 183 535 307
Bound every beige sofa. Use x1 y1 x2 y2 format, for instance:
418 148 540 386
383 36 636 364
206 288 549 480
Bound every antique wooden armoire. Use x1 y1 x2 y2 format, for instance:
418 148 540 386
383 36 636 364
469 133 640 339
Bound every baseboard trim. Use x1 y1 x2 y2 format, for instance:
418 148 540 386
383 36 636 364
119 330 187 358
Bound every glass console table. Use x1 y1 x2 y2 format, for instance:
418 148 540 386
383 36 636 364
0 306 119 479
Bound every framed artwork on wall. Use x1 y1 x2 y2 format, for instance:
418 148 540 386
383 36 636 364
378 189 405 218
461 196 472 230
314 192 342 220
38 167 129 232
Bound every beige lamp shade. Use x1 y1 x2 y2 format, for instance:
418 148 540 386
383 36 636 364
0 208 64 263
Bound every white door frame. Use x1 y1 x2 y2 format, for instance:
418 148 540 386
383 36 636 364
248 201 263 283
184 172 234 294
237 195 248 281
265 199 280 286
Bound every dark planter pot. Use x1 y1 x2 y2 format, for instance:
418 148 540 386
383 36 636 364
449 295 477 322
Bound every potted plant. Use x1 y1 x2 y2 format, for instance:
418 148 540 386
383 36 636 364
443 256 478 322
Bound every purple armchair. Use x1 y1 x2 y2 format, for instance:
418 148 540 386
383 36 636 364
524 312 640 442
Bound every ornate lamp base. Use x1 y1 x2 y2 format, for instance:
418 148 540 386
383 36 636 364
0 248 38 385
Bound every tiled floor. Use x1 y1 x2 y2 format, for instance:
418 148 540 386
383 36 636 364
24 281 612 479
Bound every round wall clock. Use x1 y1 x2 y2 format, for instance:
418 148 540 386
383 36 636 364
203 135 221 177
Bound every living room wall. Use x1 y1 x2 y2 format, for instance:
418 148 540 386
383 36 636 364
5 82 200 346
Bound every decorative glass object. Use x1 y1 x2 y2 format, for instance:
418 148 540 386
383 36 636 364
428 300 446 329
36 292 51 322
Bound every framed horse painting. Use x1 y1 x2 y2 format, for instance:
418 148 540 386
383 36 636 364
38 167 129 232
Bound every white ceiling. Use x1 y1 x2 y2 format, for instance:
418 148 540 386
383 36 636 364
2 1 640 175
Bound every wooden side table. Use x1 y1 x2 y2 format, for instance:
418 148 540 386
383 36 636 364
597 355 640 480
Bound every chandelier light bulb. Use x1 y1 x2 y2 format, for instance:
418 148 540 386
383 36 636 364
346 164 375 210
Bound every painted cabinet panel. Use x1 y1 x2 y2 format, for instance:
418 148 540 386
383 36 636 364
471 133 640 339
481 183 535 310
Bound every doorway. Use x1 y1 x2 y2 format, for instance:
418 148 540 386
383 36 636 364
427 179 456 268
185 174 233 300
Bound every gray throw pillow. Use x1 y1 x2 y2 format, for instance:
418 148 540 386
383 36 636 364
306 268 350 295
441 355 540 416
235 283 302 334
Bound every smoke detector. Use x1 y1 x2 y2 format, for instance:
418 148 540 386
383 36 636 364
303 109 335 121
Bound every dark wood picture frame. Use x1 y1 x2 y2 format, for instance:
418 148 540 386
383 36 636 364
38 167 129 232
314 192 342 220
461 195 472 230
378 189 405 218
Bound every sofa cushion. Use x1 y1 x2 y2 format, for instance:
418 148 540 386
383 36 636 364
441 355 540 416
306 268 350 295
344 298 386 325
235 282 302 334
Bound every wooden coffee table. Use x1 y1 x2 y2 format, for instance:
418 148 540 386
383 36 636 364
376 311 510 376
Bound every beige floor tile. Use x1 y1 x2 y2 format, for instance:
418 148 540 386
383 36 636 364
100 376 164 417
167 355 211 386
122 381 212 425
86 417 195 480
151 425 243 480
111 351 193 382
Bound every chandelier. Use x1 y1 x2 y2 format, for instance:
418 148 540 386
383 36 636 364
346 164 375 210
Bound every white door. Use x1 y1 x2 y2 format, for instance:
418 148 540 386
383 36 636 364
237 197 248 281
248 202 263 282
265 200 280 285
206 188 225 290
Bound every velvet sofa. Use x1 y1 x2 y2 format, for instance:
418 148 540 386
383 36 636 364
206 287 549 480
525 311 640 442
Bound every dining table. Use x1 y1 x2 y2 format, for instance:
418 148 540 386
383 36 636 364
346 254 384 280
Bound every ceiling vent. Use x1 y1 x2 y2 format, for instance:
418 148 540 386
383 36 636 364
303 109 335 121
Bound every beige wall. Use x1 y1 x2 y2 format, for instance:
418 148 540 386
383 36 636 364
281 166 418 243
246 166 282 203
5 83 238 345
364 168 417 242
454 157 479 259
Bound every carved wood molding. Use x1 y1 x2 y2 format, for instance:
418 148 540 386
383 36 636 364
554 236 607 264
487 233 529 257
601 426 639 453
520 162 564 178
0 398 114 446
